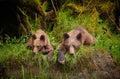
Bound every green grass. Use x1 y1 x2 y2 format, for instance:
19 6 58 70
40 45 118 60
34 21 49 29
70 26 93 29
0 4 120 79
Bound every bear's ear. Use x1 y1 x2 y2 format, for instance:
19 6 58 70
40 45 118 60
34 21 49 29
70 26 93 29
32 34 36 40
40 35 45 41
63 33 69 40
77 33 82 40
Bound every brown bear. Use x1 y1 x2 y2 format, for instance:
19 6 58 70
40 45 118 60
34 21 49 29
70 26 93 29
26 29 54 61
57 26 96 64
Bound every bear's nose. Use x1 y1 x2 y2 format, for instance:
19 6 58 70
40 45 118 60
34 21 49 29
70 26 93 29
69 46 75 56
70 53 75 57
33 52 38 54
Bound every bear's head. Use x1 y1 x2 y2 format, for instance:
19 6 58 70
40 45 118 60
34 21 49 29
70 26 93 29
63 32 82 56
26 34 46 54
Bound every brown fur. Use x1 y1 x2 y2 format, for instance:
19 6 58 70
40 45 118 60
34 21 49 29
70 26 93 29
26 29 54 61
57 26 96 64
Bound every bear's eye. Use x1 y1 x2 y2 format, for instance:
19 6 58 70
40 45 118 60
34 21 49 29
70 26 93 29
65 45 69 50
73 45 77 49
27 46 33 50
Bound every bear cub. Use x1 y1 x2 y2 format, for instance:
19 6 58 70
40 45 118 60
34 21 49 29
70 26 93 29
26 29 54 61
57 26 96 64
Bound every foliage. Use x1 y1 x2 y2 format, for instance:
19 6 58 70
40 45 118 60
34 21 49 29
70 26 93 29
0 0 120 79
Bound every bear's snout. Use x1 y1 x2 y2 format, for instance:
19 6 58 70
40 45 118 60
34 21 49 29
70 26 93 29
69 46 75 56
33 47 39 54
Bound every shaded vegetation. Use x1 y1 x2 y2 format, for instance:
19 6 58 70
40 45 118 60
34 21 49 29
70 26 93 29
0 0 120 79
